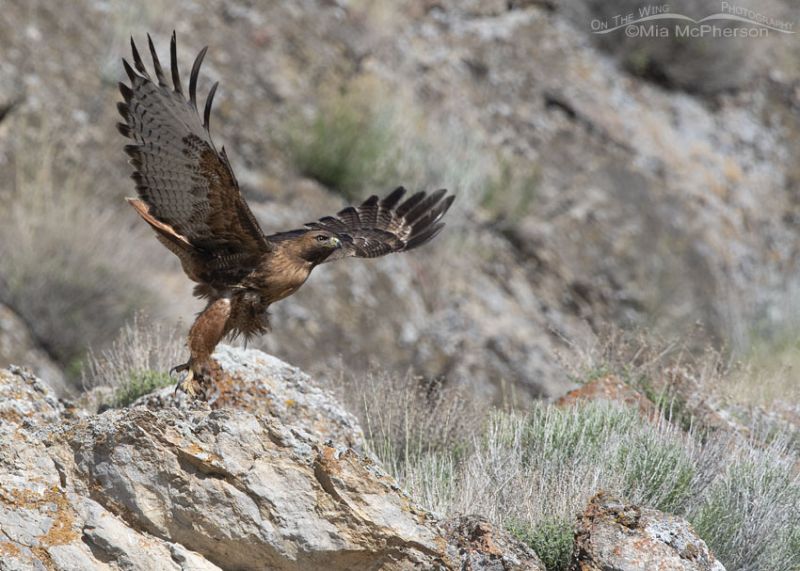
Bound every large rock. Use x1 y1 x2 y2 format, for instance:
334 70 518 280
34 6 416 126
444 516 545 571
134 345 366 450
570 492 726 571
63 407 448 570
0 348 533 570
0 366 219 571
554 374 660 420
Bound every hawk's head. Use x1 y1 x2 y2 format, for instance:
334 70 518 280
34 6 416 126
296 230 342 264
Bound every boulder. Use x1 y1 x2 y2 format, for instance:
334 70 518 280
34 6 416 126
62 407 448 570
0 366 220 571
445 516 545 571
0 347 534 570
134 345 366 450
570 492 726 571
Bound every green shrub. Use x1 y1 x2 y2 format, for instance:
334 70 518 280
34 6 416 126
287 81 537 221
349 382 798 571
83 315 185 408
617 432 695 513
690 445 800 571
507 517 574 571
287 95 398 202
113 369 173 407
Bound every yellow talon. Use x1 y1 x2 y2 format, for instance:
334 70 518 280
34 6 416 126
178 369 197 397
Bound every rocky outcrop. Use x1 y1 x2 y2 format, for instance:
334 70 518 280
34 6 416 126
444 516 544 571
134 345 366 450
0 348 534 570
570 492 726 571
63 408 447 570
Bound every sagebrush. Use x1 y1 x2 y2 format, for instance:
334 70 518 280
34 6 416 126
341 361 800 571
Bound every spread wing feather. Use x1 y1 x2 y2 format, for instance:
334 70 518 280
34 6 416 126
267 187 455 262
117 32 270 289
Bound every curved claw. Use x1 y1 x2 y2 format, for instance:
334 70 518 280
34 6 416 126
170 362 189 377
170 359 214 400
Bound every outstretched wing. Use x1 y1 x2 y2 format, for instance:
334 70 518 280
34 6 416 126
117 33 270 273
267 187 455 262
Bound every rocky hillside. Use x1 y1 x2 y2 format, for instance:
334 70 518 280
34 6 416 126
0 351 733 571
1 2 798 569
2 0 800 400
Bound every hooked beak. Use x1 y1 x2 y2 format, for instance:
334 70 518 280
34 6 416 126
331 236 342 248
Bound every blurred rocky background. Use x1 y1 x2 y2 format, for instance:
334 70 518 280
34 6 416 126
2 0 800 401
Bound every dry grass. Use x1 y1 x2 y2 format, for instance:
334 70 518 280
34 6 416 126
377 400 798 571
724 337 800 407
329 368 487 469
82 314 185 407
690 432 800 571
0 122 155 378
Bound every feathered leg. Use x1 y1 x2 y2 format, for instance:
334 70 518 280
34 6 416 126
174 297 231 398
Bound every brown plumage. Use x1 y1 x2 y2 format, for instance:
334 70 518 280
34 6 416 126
118 33 455 396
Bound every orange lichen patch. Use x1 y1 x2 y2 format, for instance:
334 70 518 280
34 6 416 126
317 445 343 477
284 399 296 408
170 432 229 478
182 442 207 456
178 441 225 470
433 534 450 561
0 408 24 426
41 489 78 546
581 491 641 530
0 540 21 557
463 520 502 556
30 546 54 569
210 370 272 413
0 486 78 547
555 375 660 420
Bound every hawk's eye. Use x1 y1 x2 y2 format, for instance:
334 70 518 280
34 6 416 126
315 235 328 242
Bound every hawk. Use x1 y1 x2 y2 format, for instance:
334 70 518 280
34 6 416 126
117 33 454 397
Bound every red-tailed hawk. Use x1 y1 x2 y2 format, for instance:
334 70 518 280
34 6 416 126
118 33 454 397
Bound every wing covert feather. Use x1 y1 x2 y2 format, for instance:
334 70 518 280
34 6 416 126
267 187 454 262
118 33 270 267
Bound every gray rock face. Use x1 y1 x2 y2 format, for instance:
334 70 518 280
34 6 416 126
0 304 68 397
0 366 219 571
134 345 366 450
571 492 726 571
65 407 447 570
0 348 535 570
